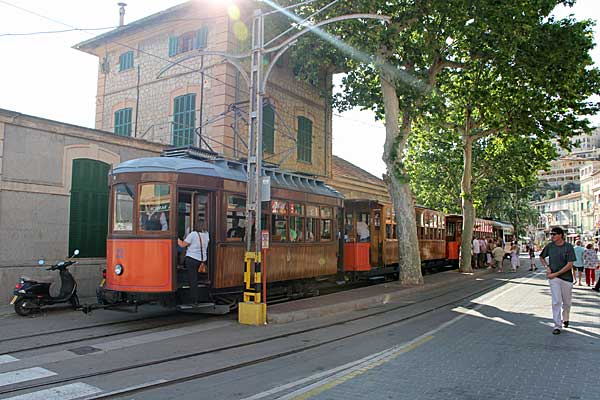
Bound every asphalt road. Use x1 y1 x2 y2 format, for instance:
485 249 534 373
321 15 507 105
1 258 598 400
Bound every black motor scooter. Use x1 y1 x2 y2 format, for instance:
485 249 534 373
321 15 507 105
10 250 80 316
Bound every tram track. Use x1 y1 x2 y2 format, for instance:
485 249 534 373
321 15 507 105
0 273 526 398
0 318 207 355
1 268 448 356
0 313 204 355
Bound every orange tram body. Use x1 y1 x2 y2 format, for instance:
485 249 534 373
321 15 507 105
98 153 513 312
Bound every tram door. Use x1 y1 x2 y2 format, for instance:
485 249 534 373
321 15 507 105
177 190 213 277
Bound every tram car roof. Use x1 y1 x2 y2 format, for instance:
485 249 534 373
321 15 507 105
111 156 344 199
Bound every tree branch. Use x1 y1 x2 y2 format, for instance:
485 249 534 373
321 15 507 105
470 127 501 141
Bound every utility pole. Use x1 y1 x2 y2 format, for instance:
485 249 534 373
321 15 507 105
153 2 391 325
239 9 268 325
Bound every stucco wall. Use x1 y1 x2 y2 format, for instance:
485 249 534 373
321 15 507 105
0 110 164 302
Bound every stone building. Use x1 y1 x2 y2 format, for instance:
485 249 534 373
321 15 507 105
73 0 333 178
0 109 163 302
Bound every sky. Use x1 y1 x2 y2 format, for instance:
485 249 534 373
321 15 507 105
0 0 599 179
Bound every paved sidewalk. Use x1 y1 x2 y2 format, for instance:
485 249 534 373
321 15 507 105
295 267 600 400
268 267 496 323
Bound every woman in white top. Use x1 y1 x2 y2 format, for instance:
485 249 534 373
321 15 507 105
178 222 209 304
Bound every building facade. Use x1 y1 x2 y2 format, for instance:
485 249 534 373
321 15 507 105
554 127 600 158
579 163 600 238
0 109 164 302
538 157 600 188
533 192 582 243
74 0 333 178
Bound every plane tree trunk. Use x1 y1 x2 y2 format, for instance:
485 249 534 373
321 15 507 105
380 72 423 285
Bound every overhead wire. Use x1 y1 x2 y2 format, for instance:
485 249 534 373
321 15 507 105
0 0 248 96
0 27 117 37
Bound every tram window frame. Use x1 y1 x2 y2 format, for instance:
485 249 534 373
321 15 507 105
138 183 172 233
112 183 135 232
270 200 288 242
225 194 246 241
320 206 333 242
306 205 319 242
289 202 304 242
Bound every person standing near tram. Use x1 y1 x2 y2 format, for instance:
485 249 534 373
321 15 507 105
178 222 210 305
539 227 576 335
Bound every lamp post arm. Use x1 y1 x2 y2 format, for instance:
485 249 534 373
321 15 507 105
156 50 251 86
264 13 390 55
262 13 390 91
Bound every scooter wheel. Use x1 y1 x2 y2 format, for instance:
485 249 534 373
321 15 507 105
69 294 80 309
14 298 37 316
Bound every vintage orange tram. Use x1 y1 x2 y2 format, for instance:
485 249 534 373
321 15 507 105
98 151 512 312
101 154 345 311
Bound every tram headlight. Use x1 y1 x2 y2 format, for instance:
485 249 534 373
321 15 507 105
114 264 123 276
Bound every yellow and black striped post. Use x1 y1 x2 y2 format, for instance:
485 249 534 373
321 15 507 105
238 251 266 325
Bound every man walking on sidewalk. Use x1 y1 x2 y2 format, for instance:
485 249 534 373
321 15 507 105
539 227 576 335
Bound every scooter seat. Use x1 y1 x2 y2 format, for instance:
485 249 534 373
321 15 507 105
21 277 52 285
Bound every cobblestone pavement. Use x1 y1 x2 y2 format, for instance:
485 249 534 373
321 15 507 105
296 262 600 400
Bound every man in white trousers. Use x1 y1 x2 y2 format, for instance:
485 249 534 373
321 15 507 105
539 227 576 335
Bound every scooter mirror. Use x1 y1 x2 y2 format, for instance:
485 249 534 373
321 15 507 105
38 259 45 265
73 249 80 256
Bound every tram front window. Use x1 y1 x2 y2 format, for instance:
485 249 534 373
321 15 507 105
139 183 171 231
113 183 135 231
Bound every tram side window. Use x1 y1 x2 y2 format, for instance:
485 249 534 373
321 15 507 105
320 207 333 241
345 213 354 241
226 195 246 240
113 183 135 231
139 183 171 231
289 202 304 242
306 205 319 242
271 200 288 242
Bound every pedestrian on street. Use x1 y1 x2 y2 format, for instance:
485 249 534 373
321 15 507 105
539 227 576 335
472 237 481 269
573 240 585 286
479 238 487 270
510 242 519 272
583 243 598 287
527 242 536 271
492 243 505 272
486 238 495 268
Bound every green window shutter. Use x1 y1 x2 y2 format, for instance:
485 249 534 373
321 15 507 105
114 108 132 137
262 103 275 154
119 51 133 71
172 93 196 146
168 36 179 57
297 116 312 163
194 27 208 49
69 159 110 258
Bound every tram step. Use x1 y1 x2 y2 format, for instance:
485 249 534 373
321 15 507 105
176 303 231 315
